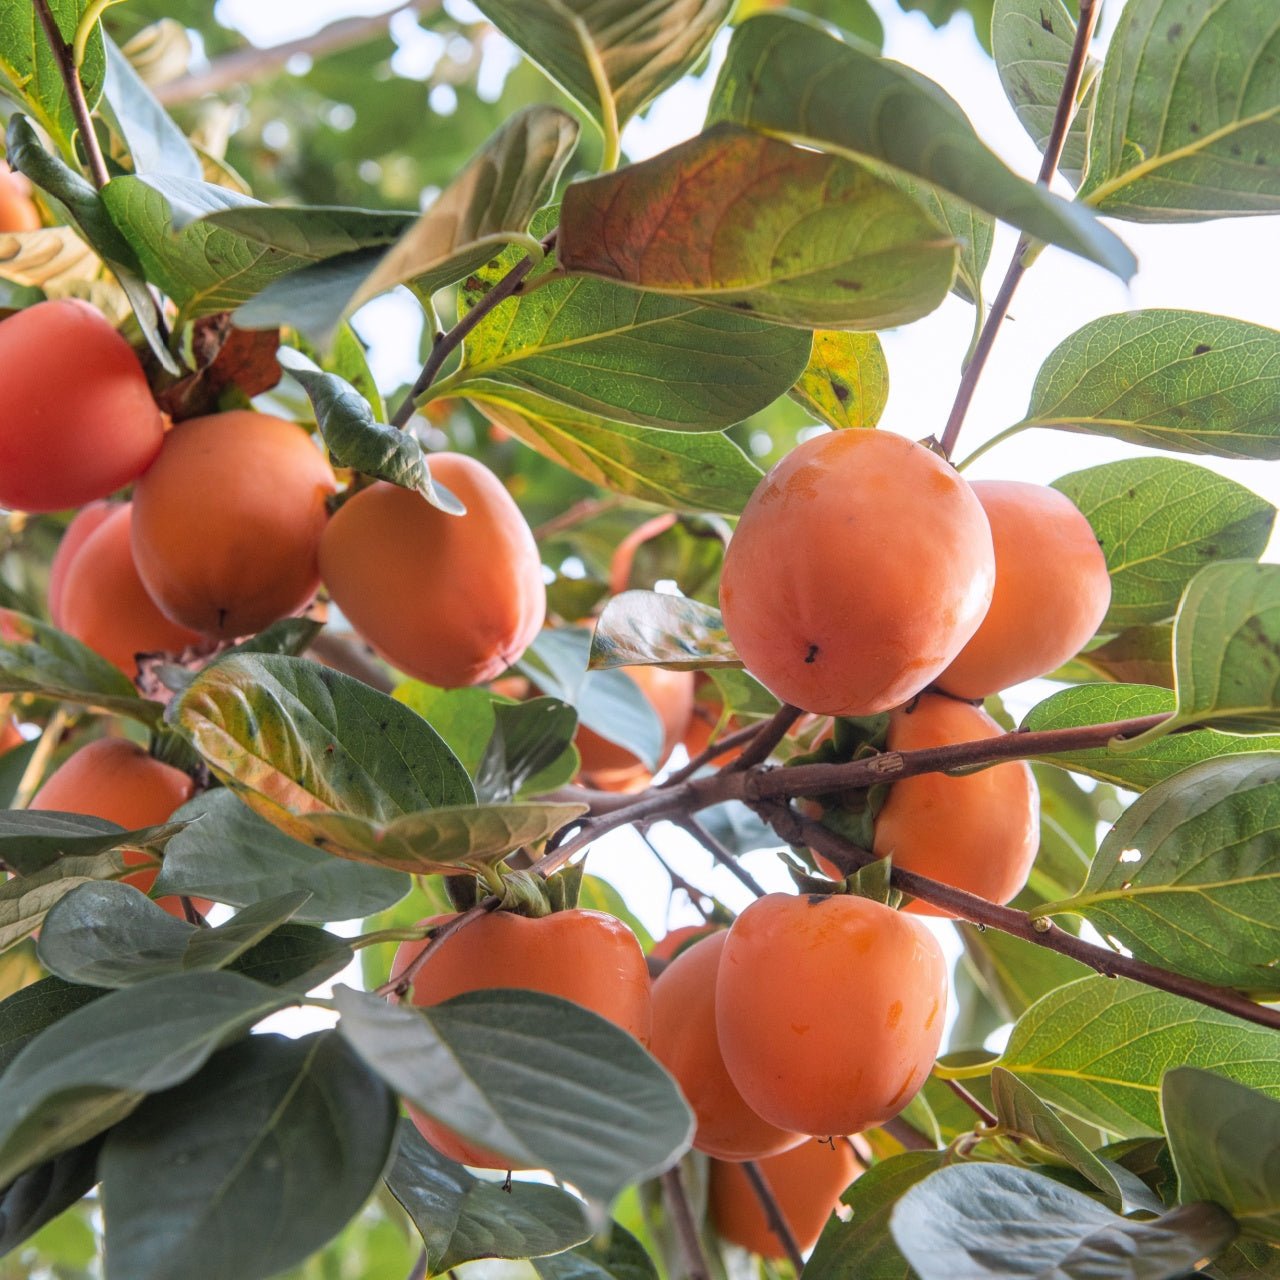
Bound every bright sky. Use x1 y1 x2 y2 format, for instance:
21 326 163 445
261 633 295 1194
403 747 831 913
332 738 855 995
210 0 1280 1001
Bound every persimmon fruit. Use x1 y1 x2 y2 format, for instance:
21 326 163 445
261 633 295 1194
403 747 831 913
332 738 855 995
55 503 202 676
320 456 545 687
719 429 995 716
392 907 652 1167
131 410 336 639
0 160 41 232
716 892 947 1137
649 930 803 1161
576 664 695 791
936 480 1111 697
30 737 206 917
0 299 164 513
709 1138 860 1258
867 693 1039 915
47 501 115 630
649 921 720 964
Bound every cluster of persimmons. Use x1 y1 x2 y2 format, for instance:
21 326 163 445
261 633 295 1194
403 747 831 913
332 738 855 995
0 215 1112 1253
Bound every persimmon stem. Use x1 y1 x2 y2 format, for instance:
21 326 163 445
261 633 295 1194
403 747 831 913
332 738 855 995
937 0 1101 460
944 1078 1000 1129
741 1160 805 1271
675 816 768 898
724 703 803 773
661 1165 712 1280
881 1115 937 1152
33 0 110 189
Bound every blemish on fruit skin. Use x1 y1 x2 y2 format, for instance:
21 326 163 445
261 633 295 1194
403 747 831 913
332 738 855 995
886 999 903 1029
924 999 939 1029
805 643 819 664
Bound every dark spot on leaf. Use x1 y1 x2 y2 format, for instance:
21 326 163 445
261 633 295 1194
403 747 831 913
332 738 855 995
730 300 754 311
379 720 389 731
1194 343 1211 356
1127 489 1136 498
1243 616 1280 663
1257 155 1269 166
832 383 851 402
833 279 863 291
804 644 819 664
1167 22 1183 39
1200 543 1218 558
1040 10 1053 32
1188 122 1199 134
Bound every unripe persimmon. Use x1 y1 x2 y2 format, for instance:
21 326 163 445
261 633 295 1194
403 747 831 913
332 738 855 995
868 693 1039 916
577 664 695 791
709 1138 860 1258
0 161 41 232
320 458 545 688
131 410 336 639
55 503 202 676
30 737 205 918
936 481 1111 698
47 501 115 629
650 931 804 1162
716 892 946 1137
393 908 652 1167
719 430 994 716
0 299 164 513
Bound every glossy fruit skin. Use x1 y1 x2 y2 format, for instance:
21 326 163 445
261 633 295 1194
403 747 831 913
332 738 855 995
716 892 947 1137
131 410 336 639
709 1138 860 1258
577 664 695 791
393 908 652 1167
47 501 115 630
320 458 545 687
56 503 202 676
0 299 164 513
30 737 203 917
650 931 804 1161
0 161 42 232
649 922 720 964
719 429 995 716
936 481 1111 698
869 693 1039 917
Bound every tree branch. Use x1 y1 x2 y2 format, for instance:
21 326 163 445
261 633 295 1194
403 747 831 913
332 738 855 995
675 816 768 899
937 0 1101 460
661 1165 711 1280
740 1160 804 1272
34 0 110 188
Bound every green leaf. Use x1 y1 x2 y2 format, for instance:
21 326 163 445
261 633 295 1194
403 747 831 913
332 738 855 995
0 1136 102 1260
1047 754 1280 995
1068 626 1176 689
335 985 693 1203
991 1068 1165 1214
788 331 889 430
99 1031 398 1280
0 810 184 876
992 0 1096 186
167 653 476 842
0 970 289 1187
1019 311 1280 458
707 11 1135 278
443 239 814 432
238 106 579 345
99 35 200 181
386 1121 592 1273
531 1222 658 1280
0 607 161 725
0 0 105 162
470 392 764 513
559 124 959 330
153 789 409 922
278 348 464 513
1022 683 1280 790
224 923 354 994
958 925 1092 1024
805 1150 945 1280
476 697 579 803
1164 1067 1280 1246
0 975 104 1076
0 850 130 952
36 883 314 988
995 975 1280 1136
588 591 740 671
1079 0 1280 220
888 176 994 309
890 1163 1237 1279
1053 457 1275 631
471 0 733 136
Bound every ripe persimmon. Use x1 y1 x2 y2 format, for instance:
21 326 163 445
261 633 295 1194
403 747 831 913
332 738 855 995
709 1138 860 1258
576 664 695 791
650 931 804 1162
607 512 678 595
131 410 336 639
649 922 720 964
55 503 202 676
47 501 115 630
867 693 1039 916
0 160 41 232
0 299 164 513
716 892 946 1137
30 737 206 917
393 907 652 1167
936 481 1111 698
320 457 545 688
719 430 994 716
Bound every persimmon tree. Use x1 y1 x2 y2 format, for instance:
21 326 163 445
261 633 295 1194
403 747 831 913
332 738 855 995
0 1 1278 1278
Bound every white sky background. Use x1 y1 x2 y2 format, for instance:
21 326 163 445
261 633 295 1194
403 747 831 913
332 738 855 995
212 0 1280 989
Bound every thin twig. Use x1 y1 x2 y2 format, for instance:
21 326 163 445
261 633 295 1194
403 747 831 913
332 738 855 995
661 1165 712 1280
532 495 626 541
677 816 768 899
33 0 110 188
740 1160 804 1272
405 1250 428 1280
937 0 1101 460
725 703 803 773
945 1078 999 1129
880 1115 937 1152
661 717 768 787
